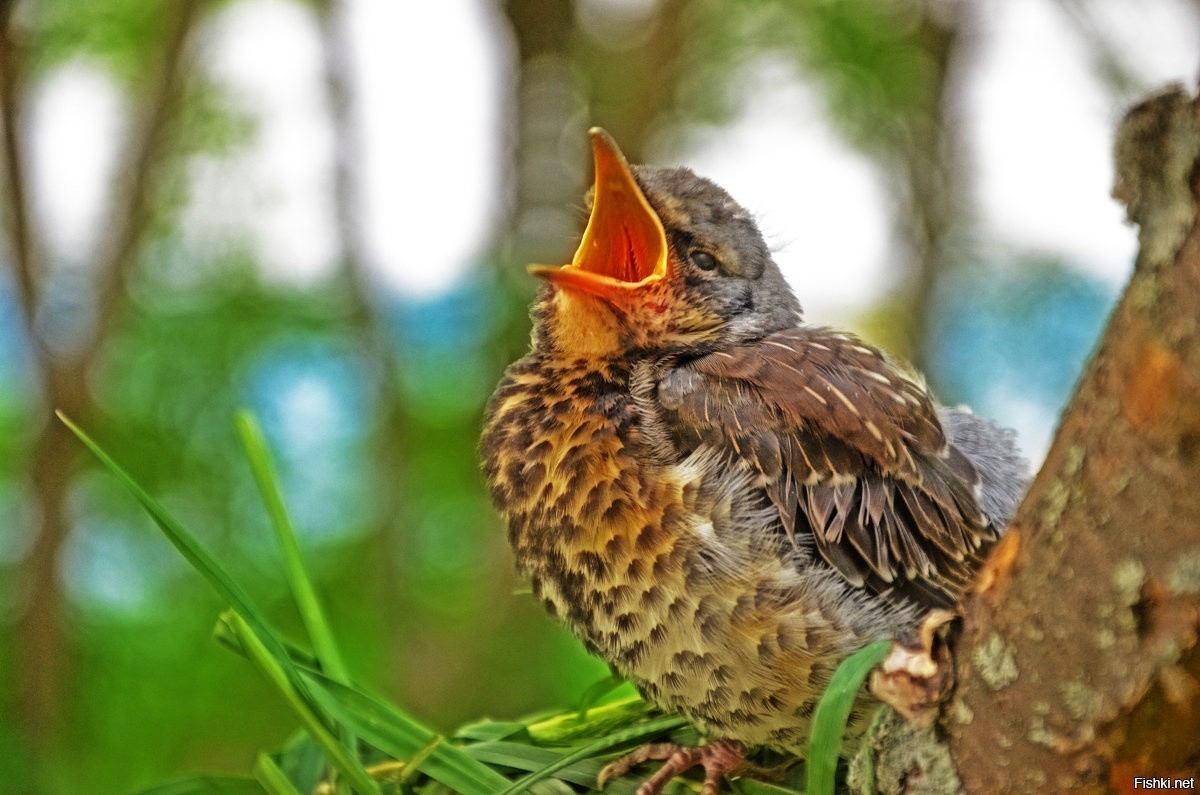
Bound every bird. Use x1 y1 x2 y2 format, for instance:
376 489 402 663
480 128 1028 794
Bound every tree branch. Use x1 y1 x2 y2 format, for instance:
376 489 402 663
312 0 417 677
854 82 1200 795
80 0 203 365
0 0 42 328
946 84 1200 791
9 1 205 767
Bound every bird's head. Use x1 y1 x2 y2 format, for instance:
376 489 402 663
529 129 801 357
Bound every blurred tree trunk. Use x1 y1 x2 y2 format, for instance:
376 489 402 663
0 0 202 769
887 2 964 373
498 0 587 366
574 0 686 165
497 0 690 356
755 0 970 370
857 85 1200 794
312 0 413 671
830 0 968 372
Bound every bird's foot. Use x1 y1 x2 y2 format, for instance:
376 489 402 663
870 608 957 726
597 739 744 795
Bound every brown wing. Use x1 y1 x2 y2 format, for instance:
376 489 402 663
658 326 996 608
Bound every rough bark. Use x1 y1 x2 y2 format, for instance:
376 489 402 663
860 84 1200 793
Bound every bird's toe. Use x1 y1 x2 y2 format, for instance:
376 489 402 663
598 739 744 795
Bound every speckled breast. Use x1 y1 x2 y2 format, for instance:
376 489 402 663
481 354 870 751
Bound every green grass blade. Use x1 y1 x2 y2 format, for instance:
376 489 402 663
301 672 511 795
729 779 803 794
464 742 589 784
806 639 891 795
56 413 319 709
499 713 688 795
465 741 636 793
573 674 626 717
524 695 655 745
58 413 371 790
236 410 357 787
231 614 380 795
212 614 320 670
271 730 329 795
453 720 531 743
254 754 302 795
234 411 349 682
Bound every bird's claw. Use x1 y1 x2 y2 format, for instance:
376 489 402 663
598 739 744 795
870 608 957 725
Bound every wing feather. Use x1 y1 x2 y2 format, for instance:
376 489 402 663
658 326 999 609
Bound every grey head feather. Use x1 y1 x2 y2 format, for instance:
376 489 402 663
633 165 804 345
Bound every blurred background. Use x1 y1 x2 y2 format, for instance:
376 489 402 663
0 0 1196 792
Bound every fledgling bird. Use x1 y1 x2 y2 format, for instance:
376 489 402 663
481 129 1028 794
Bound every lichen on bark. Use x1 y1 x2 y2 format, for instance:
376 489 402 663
860 83 1200 793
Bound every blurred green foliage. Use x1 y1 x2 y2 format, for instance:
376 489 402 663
0 0 1140 792
29 0 180 80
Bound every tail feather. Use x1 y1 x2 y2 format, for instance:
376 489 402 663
938 406 1030 530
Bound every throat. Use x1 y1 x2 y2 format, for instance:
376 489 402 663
481 353 661 557
540 290 626 357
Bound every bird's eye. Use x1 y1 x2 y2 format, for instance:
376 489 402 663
690 250 718 272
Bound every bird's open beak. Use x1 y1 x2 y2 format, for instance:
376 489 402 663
528 128 668 298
